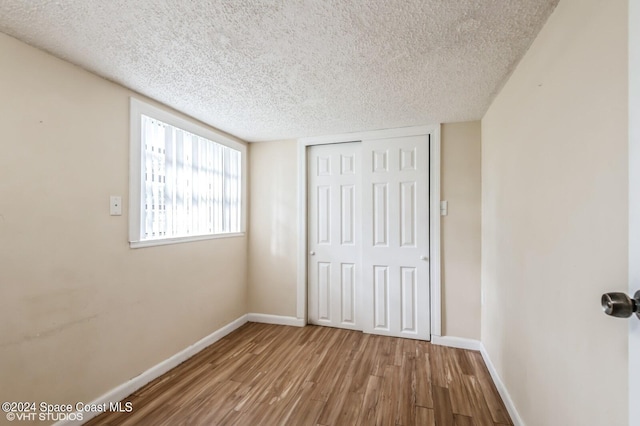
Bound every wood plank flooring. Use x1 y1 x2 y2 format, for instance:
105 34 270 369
87 323 512 425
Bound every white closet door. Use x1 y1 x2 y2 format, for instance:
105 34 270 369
307 143 362 330
362 135 430 340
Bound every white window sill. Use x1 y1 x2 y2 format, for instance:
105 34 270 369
129 232 245 249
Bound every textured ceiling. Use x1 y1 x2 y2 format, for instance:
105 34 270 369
0 0 558 142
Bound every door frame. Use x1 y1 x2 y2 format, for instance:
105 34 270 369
629 0 639 422
295 124 442 337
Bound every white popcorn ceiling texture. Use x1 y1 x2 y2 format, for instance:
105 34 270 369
0 0 558 142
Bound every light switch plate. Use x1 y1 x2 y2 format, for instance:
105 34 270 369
440 200 448 216
110 196 122 216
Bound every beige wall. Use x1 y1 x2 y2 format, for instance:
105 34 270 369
441 122 481 339
0 32 248 409
248 126 482 337
481 0 628 424
248 140 298 316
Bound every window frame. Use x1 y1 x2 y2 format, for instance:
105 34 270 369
129 98 247 248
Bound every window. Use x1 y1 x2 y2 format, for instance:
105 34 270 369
129 98 246 248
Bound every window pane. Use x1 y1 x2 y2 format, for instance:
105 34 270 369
140 114 242 240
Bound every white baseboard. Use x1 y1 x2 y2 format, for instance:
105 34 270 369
431 335 483 351
55 314 249 426
431 335 524 426
479 343 525 426
247 313 306 327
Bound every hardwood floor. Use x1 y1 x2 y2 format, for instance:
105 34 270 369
87 323 512 425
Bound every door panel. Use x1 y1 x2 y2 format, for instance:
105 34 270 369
362 135 430 340
317 262 331 321
341 263 356 324
317 186 331 244
400 181 416 247
341 185 355 244
373 183 388 246
373 265 389 328
401 267 417 332
308 143 361 330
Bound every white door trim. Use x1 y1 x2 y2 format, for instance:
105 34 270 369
296 124 442 337
629 0 639 423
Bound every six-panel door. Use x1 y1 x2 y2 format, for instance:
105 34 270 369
307 135 430 340
362 135 430 340
307 142 362 330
